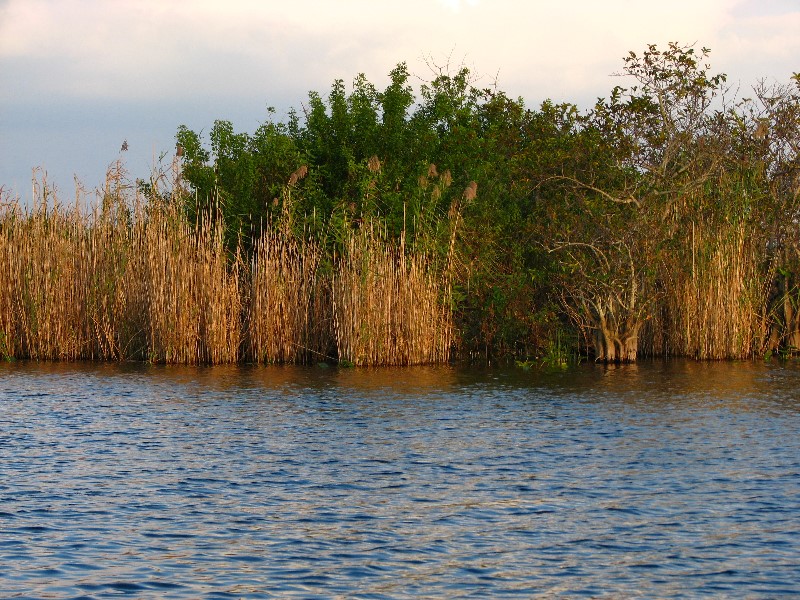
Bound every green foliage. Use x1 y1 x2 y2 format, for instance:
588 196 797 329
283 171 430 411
170 45 800 362
175 113 305 251
0 331 14 362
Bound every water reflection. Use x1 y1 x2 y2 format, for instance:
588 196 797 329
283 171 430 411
1 359 799 597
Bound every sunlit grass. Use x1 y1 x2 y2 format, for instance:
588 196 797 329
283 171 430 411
0 164 454 366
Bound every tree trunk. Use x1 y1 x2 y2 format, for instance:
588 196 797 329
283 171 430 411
593 313 639 363
595 327 617 362
620 330 639 363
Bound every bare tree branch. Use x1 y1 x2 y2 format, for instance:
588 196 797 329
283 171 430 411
539 175 641 207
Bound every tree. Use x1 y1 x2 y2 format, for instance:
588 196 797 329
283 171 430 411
534 43 731 362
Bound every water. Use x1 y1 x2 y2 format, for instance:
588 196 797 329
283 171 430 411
1 360 799 598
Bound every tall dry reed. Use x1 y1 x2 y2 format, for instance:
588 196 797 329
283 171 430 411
332 223 453 366
655 223 768 359
645 184 773 359
248 227 328 363
1 172 133 360
0 167 243 364
0 165 454 366
142 204 242 364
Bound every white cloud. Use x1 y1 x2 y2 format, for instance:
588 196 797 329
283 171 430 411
3 0 794 110
438 0 480 12
2 0 799 195
716 3 800 86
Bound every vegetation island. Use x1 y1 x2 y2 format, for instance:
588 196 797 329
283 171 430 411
1 43 798 366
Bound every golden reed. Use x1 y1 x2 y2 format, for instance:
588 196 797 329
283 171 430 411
332 223 453 366
0 167 453 366
641 177 773 360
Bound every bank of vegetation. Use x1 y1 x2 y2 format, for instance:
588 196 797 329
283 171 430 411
0 164 453 365
1 43 799 365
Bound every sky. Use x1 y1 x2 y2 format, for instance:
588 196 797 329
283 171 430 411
1 0 798 199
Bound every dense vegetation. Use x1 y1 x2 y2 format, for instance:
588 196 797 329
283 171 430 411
171 43 800 363
0 165 453 366
2 43 798 365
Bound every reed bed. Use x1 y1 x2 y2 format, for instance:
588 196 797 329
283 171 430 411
248 228 329 363
0 201 90 360
0 169 453 366
0 171 243 364
143 205 242 364
645 186 773 360
656 224 767 359
0 178 135 361
3 165 791 365
332 224 453 366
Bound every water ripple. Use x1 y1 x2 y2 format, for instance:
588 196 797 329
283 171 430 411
1 360 799 597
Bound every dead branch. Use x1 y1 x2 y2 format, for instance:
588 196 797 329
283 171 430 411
539 176 641 207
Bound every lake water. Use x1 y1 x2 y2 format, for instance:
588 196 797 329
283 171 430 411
1 359 799 598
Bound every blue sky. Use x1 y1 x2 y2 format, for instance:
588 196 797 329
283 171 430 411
1 0 798 199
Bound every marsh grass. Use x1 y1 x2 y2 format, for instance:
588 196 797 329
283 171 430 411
0 167 242 363
650 222 769 359
142 204 243 364
643 180 773 360
333 222 453 366
248 227 329 364
0 176 119 360
0 165 454 366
